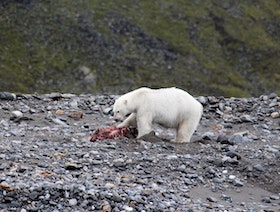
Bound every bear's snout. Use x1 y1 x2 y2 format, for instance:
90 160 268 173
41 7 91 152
114 114 123 122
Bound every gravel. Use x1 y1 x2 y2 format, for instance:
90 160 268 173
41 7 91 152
0 92 279 211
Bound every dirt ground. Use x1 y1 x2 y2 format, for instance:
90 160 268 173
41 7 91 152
0 93 279 211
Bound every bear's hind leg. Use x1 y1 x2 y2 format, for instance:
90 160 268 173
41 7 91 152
176 125 191 143
176 119 198 143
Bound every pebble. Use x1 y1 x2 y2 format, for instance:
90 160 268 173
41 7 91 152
166 155 178 160
217 135 231 144
55 109 64 115
0 92 16 100
122 205 134 211
261 197 271 203
65 162 81 170
232 179 244 187
202 131 216 140
68 112 83 119
69 198 78 206
207 196 218 202
226 151 242 160
101 201 112 212
253 164 265 172
240 114 254 122
11 110 23 118
229 134 243 144
269 195 279 200
103 107 112 115
0 93 279 212
197 96 208 105
268 92 278 99
47 92 62 100
221 194 232 202
51 118 69 127
228 175 236 180
271 111 279 118
264 145 279 153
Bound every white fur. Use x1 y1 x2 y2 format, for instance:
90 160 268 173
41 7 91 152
113 87 203 143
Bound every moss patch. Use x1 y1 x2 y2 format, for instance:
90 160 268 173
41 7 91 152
0 1 279 96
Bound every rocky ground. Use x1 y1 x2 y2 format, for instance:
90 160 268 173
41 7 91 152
0 92 279 211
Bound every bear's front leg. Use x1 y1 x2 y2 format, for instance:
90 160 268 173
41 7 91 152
136 114 153 138
117 113 137 128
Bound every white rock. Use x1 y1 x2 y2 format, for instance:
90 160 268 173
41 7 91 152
222 170 228 174
69 198 77 206
228 175 236 180
61 93 76 98
271 111 279 118
52 118 68 127
123 205 134 211
166 155 178 160
11 110 23 118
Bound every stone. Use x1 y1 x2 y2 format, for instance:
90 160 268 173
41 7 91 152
61 93 76 98
55 109 65 115
271 112 279 118
0 93 280 211
166 155 178 160
207 196 218 202
197 96 208 105
0 92 16 100
69 99 79 108
240 114 254 123
0 119 9 128
48 92 62 100
253 164 265 172
69 198 78 206
229 134 243 144
0 163 10 170
122 205 134 211
217 135 234 145
268 93 278 99
228 175 236 180
226 151 242 160
233 179 244 187
202 132 215 140
68 112 84 119
103 107 112 115
269 195 280 200
11 110 23 118
65 162 81 170
101 201 112 212
261 197 271 203
221 194 232 202
52 118 69 127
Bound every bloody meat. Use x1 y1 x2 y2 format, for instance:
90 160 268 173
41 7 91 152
90 126 137 142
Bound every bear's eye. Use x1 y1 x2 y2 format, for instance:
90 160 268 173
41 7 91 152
116 111 120 114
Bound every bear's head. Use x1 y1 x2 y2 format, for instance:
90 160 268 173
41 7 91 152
113 98 130 121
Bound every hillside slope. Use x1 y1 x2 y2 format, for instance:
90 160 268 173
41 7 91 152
0 0 279 96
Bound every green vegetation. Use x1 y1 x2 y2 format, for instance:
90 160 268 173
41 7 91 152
0 0 279 96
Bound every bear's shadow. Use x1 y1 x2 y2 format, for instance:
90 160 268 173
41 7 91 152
139 131 206 146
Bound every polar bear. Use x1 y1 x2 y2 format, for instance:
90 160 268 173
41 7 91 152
113 87 203 143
